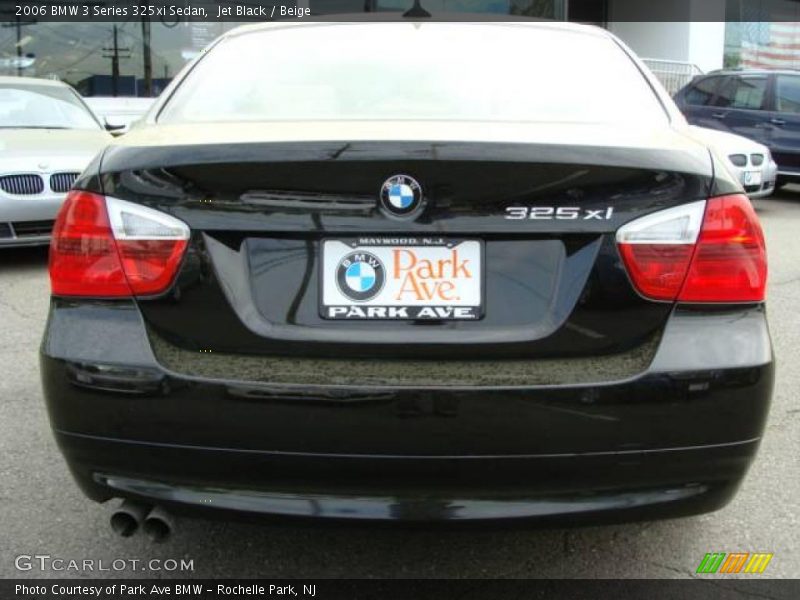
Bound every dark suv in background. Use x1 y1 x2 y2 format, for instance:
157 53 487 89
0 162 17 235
675 69 800 186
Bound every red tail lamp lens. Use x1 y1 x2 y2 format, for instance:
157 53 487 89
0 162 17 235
49 191 130 297
49 191 189 297
678 194 767 302
617 194 766 303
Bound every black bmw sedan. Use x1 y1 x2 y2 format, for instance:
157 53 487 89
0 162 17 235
41 19 773 533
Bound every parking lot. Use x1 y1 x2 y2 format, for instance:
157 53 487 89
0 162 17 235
1 191 798 580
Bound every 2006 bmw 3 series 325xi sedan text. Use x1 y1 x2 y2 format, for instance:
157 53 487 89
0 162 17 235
41 19 773 530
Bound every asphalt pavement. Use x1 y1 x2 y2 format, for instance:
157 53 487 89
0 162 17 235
1 191 798 579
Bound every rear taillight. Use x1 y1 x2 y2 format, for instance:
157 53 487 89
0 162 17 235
50 191 189 297
616 194 766 303
678 194 767 302
49 191 130 297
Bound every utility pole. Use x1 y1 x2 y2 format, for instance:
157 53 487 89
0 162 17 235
141 2 152 96
102 25 131 96
14 16 22 76
0 16 36 76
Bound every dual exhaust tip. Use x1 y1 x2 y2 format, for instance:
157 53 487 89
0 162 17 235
110 501 173 542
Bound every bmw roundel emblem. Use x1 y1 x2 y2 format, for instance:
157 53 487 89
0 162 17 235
380 174 423 217
336 251 385 302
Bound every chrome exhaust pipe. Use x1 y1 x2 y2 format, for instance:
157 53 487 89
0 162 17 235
110 500 149 537
142 506 173 543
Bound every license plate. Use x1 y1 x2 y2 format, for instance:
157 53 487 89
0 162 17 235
321 238 483 320
743 170 763 186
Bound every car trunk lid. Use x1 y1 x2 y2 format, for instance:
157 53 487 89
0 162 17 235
98 122 713 361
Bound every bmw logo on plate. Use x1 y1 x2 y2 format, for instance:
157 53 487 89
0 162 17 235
380 174 423 217
336 251 386 301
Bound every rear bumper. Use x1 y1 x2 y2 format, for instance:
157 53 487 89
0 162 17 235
57 432 754 523
40 301 774 523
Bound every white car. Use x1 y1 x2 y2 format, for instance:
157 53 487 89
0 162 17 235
0 77 111 247
688 125 777 199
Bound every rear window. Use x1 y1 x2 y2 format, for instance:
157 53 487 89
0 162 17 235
158 23 667 125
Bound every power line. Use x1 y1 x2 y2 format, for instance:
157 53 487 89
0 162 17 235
102 25 131 96
52 29 114 74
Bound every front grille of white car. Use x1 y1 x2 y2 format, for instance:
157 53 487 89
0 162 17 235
49 172 80 193
0 174 45 195
751 154 765 167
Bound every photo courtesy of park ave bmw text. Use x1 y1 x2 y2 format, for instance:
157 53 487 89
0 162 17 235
0 0 798 593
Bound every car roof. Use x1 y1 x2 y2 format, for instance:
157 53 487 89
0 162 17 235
224 15 610 41
0 75 71 88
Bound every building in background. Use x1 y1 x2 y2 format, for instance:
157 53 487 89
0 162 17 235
1 0 799 97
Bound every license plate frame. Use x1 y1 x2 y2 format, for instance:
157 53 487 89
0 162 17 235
320 237 484 320
743 170 763 186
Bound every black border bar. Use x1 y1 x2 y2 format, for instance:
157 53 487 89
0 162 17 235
4 579 800 600
3 0 800 23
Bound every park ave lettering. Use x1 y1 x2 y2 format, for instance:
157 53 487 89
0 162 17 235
393 248 472 302
327 306 475 319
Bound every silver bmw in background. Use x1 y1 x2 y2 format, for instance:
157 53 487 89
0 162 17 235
689 125 778 199
0 76 110 247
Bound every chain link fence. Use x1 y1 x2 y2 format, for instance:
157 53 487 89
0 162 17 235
642 58 704 95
